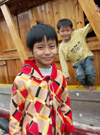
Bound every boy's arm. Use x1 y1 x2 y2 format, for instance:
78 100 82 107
9 79 27 135
61 76 74 133
80 23 93 37
59 45 70 78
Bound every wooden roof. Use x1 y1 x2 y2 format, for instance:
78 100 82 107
0 0 51 21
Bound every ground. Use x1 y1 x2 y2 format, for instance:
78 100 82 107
0 129 8 135
0 85 100 134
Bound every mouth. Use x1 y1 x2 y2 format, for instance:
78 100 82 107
63 35 68 38
44 57 52 61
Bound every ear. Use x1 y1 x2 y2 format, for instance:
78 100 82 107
26 47 33 55
72 28 74 32
57 30 60 34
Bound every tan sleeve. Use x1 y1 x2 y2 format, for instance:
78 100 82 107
80 23 93 37
59 44 70 78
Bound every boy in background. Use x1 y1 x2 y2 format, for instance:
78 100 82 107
57 18 97 91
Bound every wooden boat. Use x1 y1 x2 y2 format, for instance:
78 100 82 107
0 0 100 134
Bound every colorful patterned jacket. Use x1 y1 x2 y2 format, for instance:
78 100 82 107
9 59 74 135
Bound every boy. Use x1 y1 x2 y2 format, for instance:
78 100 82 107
57 19 97 91
9 23 74 135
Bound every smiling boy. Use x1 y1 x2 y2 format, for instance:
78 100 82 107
57 19 97 91
9 23 74 135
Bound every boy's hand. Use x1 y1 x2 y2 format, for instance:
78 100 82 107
66 77 73 84
96 5 100 13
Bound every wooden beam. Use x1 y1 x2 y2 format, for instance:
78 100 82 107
87 41 100 51
78 0 100 42
0 4 28 63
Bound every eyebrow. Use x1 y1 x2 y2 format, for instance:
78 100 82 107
35 43 44 46
49 43 56 45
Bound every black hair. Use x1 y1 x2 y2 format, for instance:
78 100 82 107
26 23 58 51
57 19 73 30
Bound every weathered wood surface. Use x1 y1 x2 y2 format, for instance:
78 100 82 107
0 4 28 63
0 0 100 86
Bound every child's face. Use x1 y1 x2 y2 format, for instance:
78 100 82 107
58 25 73 42
33 36 57 68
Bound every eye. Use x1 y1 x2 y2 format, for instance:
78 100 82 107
50 45 54 48
50 44 56 48
61 30 64 32
37 46 43 49
66 29 69 32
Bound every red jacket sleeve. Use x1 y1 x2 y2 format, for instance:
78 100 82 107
9 78 28 135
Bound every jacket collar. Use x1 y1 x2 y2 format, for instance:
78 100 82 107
21 59 57 81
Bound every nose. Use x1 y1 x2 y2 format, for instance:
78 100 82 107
44 47 50 54
64 31 67 34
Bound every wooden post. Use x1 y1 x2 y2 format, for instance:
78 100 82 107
0 4 28 63
78 0 100 41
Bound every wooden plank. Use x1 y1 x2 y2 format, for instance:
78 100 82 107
29 6 43 27
28 9 36 28
0 25 4 55
78 0 100 42
93 50 100 86
45 1 55 26
0 17 19 52
17 11 31 47
1 65 9 84
15 59 23 73
93 51 99 86
0 21 9 54
0 0 9 6
6 60 18 84
0 61 9 84
66 0 76 30
52 0 61 40
58 0 76 30
0 52 33 61
74 0 85 29
86 37 98 43
87 41 100 50
0 4 28 63
3 48 17 53
58 0 68 19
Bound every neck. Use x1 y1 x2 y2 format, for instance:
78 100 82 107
63 38 71 43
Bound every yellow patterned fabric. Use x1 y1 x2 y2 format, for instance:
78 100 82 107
59 23 93 78
9 59 74 135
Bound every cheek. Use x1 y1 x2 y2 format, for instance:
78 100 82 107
54 49 58 55
61 33 64 36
